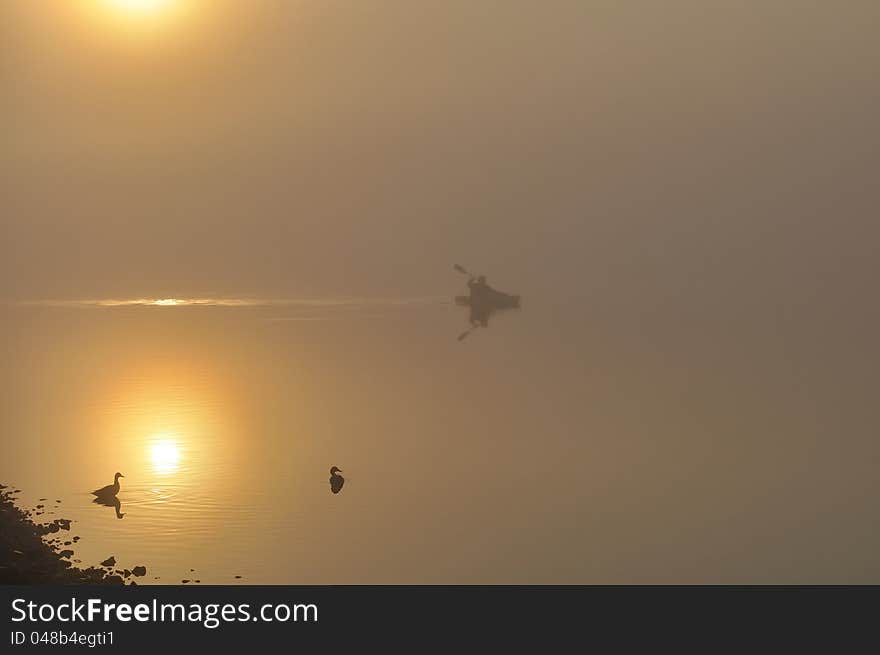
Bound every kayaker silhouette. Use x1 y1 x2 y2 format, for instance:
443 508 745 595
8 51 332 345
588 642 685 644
467 275 492 303
453 264 521 341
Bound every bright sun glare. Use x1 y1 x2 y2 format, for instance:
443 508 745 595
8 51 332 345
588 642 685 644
107 0 174 14
150 438 181 475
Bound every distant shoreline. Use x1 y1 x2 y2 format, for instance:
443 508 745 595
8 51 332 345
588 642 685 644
0 484 143 585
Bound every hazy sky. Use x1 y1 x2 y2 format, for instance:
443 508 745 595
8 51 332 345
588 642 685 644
2 2 880 584
3 1 878 307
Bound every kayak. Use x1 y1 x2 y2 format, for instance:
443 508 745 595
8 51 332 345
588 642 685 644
455 290 521 309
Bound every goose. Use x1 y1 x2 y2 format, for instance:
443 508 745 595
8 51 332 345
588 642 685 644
329 466 344 494
92 472 124 498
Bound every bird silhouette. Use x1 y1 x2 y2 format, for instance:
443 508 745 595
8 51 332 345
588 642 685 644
92 472 124 499
329 466 345 494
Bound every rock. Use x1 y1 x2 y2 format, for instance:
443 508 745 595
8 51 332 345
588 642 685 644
181 579 190 584
235 575 242 579
123 569 132 578
132 566 147 577
100 556 116 567
0 482 143 586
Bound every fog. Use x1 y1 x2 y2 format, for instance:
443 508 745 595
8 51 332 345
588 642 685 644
3 1 877 309
3 1 880 584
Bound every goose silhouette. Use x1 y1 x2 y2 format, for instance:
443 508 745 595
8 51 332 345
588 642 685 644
329 466 344 494
92 472 124 499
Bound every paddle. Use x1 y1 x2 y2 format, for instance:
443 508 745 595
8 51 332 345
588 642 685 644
457 327 475 342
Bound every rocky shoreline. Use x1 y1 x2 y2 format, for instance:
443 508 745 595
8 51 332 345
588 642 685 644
0 484 145 585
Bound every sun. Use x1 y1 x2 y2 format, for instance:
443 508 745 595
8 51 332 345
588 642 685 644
150 438 181 475
106 0 175 14
84 0 201 43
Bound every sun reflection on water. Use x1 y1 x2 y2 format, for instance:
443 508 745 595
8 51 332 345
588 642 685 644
149 437 181 475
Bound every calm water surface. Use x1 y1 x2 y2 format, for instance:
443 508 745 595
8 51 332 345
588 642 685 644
1 294 878 583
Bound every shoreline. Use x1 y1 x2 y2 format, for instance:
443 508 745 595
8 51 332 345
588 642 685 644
0 484 144 585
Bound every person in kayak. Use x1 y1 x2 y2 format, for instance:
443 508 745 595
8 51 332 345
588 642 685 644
467 275 491 303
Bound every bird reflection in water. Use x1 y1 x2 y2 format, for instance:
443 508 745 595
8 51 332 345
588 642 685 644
93 495 125 519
